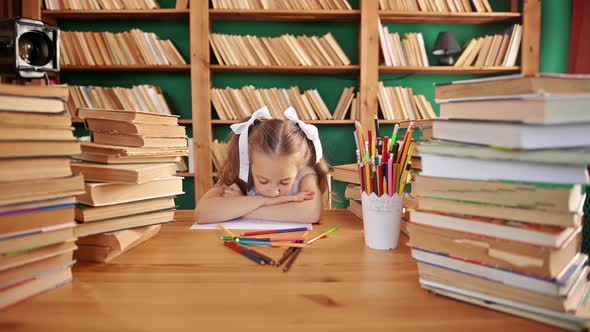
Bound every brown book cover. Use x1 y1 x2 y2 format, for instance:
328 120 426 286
435 73 590 100
76 196 175 222
0 241 76 272
0 158 71 182
76 177 183 206
0 207 74 238
71 162 177 184
0 175 84 206
77 108 179 125
407 222 581 279
74 209 174 237
75 224 161 263
0 126 74 141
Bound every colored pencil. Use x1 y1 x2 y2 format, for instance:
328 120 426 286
388 157 393 196
276 247 296 267
221 236 306 242
233 241 275 265
224 241 265 265
307 226 339 244
389 123 399 151
218 224 236 237
240 227 308 236
283 248 302 272
237 240 309 248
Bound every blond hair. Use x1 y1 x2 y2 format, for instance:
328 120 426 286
218 118 329 195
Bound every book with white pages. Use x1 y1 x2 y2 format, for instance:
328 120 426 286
437 93 590 124
409 210 579 247
412 248 588 297
420 153 589 184
432 120 590 149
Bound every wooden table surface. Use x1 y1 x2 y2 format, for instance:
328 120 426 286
0 210 560 331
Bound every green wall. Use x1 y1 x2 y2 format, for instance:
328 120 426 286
61 0 572 210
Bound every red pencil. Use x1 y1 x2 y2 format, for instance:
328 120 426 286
368 130 373 159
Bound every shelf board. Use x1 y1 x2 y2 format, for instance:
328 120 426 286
41 9 190 20
210 9 360 21
60 65 190 72
379 119 433 128
212 119 355 125
177 172 194 177
178 119 192 125
379 66 520 74
210 65 360 74
379 11 521 24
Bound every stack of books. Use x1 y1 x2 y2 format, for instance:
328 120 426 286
409 74 590 330
209 32 351 66
379 0 492 12
211 85 333 121
378 24 429 67
72 108 188 261
211 0 352 10
60 30 186 66
0 84 85 308
65 85 173 118
44 0 160 10
377 83 436 120
454 24 522 67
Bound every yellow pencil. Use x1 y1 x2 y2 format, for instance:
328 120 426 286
398 143 415 195
218 224 236 238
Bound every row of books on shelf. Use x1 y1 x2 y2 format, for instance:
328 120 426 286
410 74 590 330
212 85 334 121
61 30 186 66
378 26 429 67
211 0 352 10
65 84 173 118
454 24 521 67
377 83 436 120
379 0 493 13
211 139 229 172
210 32 350 67
43 0 160 10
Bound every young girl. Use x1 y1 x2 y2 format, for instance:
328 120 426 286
196 107 329 224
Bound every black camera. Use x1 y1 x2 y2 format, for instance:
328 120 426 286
0 17 60 79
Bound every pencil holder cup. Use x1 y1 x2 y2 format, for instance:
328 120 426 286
360 192 403 250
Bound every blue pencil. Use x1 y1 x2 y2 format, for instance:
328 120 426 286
240 227 309 236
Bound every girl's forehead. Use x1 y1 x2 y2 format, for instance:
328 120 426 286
250 150 302 176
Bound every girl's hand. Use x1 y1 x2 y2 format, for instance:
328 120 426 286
222 183 244 197
264 191 315 206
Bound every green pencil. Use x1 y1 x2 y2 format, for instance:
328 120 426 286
306 226 339 244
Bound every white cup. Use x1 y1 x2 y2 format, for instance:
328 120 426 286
361 192 403 250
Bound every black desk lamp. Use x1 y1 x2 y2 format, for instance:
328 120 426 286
432 32 461 66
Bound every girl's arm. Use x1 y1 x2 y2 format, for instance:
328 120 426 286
196 185 312 224
244 174 322 223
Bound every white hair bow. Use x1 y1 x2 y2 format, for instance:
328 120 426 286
283 107 323 163
230 106 272 182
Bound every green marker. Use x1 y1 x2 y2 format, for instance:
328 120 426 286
389 124 399 151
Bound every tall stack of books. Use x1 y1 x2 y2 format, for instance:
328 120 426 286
61 30 186 66
409 74 590 330
0 84 84 308
72 108 188 262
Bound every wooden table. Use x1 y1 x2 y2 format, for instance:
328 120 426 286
0 210 560 331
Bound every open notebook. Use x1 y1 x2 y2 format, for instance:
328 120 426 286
191 218 313 230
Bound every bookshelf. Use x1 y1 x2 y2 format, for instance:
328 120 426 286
25 0 542 210
60 65 191 72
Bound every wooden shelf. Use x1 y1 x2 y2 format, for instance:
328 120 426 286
177 172 194 177
41 9 189 20
210 9 360 21
379 119 433 128
379 66 520 74
60 65 190 72
379 11 521 24
210 65 360 74
178 119 192 125
211 119 355 125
